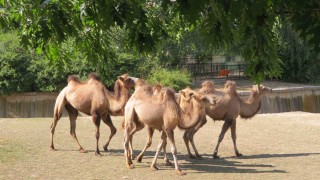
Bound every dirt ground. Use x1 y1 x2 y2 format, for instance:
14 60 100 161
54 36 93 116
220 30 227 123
1 112 320 180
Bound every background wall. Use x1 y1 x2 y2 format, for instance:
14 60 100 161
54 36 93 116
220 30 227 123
1 87 320 118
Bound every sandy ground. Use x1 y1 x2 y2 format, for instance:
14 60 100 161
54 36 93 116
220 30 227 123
1 112 320 180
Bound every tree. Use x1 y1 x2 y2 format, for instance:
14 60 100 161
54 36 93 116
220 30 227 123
1 0 319 84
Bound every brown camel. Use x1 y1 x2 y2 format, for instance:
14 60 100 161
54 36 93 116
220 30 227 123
124 80 215 175
136 86 213 162
50 73 137 155
123 80 216 175
191 80 272 159
122 82 163 160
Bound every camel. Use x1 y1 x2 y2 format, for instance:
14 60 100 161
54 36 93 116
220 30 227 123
50 73 137 155
122 82 163 160
186 80 272 159
123 80 216 175
135 86 212 162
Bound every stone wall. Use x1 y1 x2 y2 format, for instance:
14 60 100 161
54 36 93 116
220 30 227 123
1 87 320 118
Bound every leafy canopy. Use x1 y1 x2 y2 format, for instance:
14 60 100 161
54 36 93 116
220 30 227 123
1 0 319 84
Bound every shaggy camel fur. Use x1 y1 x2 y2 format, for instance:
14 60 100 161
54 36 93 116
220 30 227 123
192 80 272 158
123 80 215 175
50 73 137 155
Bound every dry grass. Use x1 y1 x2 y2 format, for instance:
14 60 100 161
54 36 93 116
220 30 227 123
1 112 320 179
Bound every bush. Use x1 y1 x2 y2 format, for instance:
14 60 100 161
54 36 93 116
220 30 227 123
0 32 37 94
0 31 94 93
147 68 192 91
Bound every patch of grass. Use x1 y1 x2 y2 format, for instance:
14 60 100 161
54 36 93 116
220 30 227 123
0 139 26 163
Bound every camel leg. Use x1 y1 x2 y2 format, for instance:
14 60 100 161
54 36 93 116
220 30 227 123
92 112 101 156
166 129 186 176
183 130 195 159
50 111 62 150
65 104 85 153
190 119 207 159
150 131 166 171
230 120 242 157
213 119 233 159
189 130 202 159
161 135 172 166
123 128 134 169
137 126 154 163
129 135 136 160
101 114 117 152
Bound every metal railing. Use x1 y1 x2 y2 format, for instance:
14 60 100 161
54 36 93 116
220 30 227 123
181 63 248 80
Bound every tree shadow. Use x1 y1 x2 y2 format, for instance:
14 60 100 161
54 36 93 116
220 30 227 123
233 152 320 159
127 152 320 174
176 152 320 174
51 148 124 156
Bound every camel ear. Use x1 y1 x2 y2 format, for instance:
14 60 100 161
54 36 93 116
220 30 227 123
118 76 125 82
252 85 258 90
191 94 201 102
179 90 186 97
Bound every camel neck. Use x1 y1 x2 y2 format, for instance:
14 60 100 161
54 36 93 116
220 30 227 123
239 92 262 119
106 81 131 113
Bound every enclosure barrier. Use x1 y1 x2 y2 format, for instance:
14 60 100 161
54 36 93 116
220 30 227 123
182 63 247 80
1 86 320 118
239 86 320 114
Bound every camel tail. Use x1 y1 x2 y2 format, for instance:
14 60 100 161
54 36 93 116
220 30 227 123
52 88 67 122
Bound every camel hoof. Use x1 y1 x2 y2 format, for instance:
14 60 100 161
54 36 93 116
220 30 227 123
126 164 135 169
151 165 159 171
196 155 203 159
95 151 102 156
236 153 243 157
137 156 143 163
189 155 196 159
213 154 219 159
165 160 173 166
176 170 187 176
103 145 109 152
50 147 57 151
79 148 87 153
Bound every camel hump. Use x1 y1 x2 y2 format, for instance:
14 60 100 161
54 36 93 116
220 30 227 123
67 75 81 83
88 72 101 81
159 87 176 101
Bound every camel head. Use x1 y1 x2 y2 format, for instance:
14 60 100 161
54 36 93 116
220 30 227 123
252 84 272 96
191 92 216 107
179 87 194 103
224 80 237 94
199 80 215 94
180 88 216 107
117 73 138 88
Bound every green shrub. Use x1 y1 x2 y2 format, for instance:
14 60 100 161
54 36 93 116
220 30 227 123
0 32 37 94
147 68 192 91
